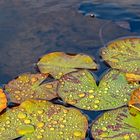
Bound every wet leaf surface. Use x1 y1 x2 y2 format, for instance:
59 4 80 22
125 73 140 82
91 107 140 140
37 52 97 79
0 89 7 112
129 88 140 111
5 73 58 103
101 38 140 74
58 69 139 110
0 100 88 140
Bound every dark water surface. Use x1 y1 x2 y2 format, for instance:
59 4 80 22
0 0 140 139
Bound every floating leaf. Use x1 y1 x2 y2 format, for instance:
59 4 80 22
37 52 97 79
101 38 140 74
0 100 88 140
125 73 140 82
58 69 139 110
129 88 140 111
35 80 59 100
0 89 7 112
5 73 58 103
91 107 140 140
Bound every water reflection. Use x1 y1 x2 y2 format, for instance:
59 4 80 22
0 0 139 84
79 1 140 32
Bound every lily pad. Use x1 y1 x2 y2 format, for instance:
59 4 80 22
129 88 140 111
0 100 88 140
101 38 140 74
5 73 58 103
37 52 97 79
91 107 140 140
0 89 7 112
125 73 140 82
58 69 139 110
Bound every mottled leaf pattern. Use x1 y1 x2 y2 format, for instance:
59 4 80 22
0 100 88 140
5 73 58 103
91 107 140 140
101 38 140 74
58 70 139 110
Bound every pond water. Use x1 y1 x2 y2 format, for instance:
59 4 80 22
0 0 140 140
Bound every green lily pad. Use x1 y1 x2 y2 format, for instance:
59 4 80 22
5 73 58 103
91 107 140 140
101 38 140 74
0 89 7 112
37 52 97 79
58 69 139 110
0 100 88 140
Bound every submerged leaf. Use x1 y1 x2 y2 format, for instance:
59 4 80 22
5 73 58 103
37 52 97 79
101 38 140 74
91 107 140 140
0 100 88 140
58 70 139 110
129 88 140 111
0 89 7 112
125 73 140 82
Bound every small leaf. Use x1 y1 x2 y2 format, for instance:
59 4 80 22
37 52 97 79
58 69 139 110
125 73 140 82
5 73 58 103
101 38 140 74
91 107 140 140
0 89 7 112
129 88 140 111
0 100 88 140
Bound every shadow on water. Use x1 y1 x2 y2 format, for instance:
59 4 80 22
0 0 140 139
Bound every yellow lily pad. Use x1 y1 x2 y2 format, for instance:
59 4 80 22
37 52 97 79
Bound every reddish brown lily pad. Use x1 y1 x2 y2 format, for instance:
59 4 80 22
5 73 58 103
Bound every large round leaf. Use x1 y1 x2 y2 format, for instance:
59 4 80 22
129 88 140 111
0 100 88 140
101 38 140 74
0 89 7 112
5 73 58 103
58 69 139 110
37 52 97 79
91 107 140 140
